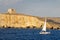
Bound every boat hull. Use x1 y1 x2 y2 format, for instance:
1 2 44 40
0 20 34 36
39 32 50 34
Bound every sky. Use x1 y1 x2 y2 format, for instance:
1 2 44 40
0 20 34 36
0 0 60 17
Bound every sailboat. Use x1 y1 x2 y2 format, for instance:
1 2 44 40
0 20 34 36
39 18 50 34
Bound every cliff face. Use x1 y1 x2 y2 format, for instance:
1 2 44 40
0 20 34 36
0 9 46 28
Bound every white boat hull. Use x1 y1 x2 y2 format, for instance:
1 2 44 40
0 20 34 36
39 32 50 34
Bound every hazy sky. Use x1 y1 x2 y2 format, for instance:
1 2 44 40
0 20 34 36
0 0 60 17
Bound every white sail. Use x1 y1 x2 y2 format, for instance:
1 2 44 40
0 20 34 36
42 19 46 31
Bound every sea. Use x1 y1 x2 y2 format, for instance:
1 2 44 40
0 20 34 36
0 28 60 40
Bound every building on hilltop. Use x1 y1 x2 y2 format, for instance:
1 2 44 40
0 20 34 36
8 9 16 14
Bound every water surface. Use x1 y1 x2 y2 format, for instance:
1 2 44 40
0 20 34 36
0 28 60 40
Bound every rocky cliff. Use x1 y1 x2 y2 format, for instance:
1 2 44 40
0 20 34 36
0 9 45 28
0 9 60 29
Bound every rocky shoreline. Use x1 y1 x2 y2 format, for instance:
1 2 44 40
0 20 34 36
0 26 60 30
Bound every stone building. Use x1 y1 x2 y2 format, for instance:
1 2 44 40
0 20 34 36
0 9 50 28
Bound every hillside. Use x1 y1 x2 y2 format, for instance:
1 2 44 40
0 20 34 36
0 9 60 29
38 17 60 29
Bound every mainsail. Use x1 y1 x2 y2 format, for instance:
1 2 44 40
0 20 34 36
42 18 46 31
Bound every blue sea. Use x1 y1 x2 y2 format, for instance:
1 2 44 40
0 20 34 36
0 28 60 40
